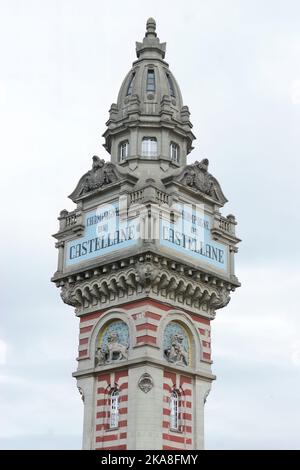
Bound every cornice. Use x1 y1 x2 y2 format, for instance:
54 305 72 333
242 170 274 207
73 356 216 383
54 253 236 319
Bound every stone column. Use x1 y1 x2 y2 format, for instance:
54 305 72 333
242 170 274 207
55 241 64 273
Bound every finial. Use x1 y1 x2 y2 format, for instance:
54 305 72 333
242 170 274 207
136 17 165 59
146 17 157 37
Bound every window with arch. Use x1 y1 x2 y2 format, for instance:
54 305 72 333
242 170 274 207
170 389 180 430
126 72 135 95
166 73 176 97
119 140 129 161
109 388 119 428
142 137 157 157
170 142 179 163
146 69 156 92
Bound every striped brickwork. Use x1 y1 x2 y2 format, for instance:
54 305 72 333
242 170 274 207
76 298 211 449
94 370 128 450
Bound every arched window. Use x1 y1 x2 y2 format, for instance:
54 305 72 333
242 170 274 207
126 72 135 95
119 140 129 161
170 142 179 163
142 137 157 157
146 69 156 92
109 388 119 428
166 73 176 97
170 390 180 430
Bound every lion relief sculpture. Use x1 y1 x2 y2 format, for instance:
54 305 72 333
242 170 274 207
95 332 129 366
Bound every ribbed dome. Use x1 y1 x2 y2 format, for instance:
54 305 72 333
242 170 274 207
103 18 195 166
117 62 183 119
112 18 185 120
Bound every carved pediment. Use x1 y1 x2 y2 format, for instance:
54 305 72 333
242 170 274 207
174 159 227 205
69 156 122 202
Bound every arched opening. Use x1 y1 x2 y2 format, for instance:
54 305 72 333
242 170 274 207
109 388 120 428
170 389 180 430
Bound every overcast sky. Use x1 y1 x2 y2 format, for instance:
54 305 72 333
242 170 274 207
0 0 300 449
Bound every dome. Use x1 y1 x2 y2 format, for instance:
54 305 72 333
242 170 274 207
103 18 195 166
117 62 183 120
115 18 184 120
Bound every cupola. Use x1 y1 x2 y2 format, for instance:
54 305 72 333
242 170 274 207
103 18 195 173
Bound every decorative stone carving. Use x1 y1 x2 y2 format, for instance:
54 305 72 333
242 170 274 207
164 322 189 366
175 159 227 204
138 373 154 393
95 321 129 366
69 156 120 201
58 257 235 318
179 159 213 194
95 333 128 365
165 334 189 366
106 332 128 362
135 262 160 288
209 287 231 310
60 284 81 307
95 347 107 366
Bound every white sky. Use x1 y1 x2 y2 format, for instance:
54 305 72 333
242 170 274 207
0 0 300 449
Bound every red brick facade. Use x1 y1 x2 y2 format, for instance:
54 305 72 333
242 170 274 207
76 298 211 450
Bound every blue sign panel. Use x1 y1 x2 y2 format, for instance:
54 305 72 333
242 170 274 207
65 202 139 267
160 205 227 271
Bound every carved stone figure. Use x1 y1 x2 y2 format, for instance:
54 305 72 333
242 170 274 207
138 373 154 393
194 159 214 194
209 286 231 310
106 332 128 362
136 262 160 287
81 156 118 194
178 158 214 195
60 284 80 307
82 156 105 193
69 155 120 200
164 333 189 366
95 332 128 366
95 347 107 366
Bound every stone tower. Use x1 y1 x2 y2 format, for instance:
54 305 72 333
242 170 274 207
52 18 240 450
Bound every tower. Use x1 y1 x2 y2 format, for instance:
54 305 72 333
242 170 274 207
52 18 240 450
